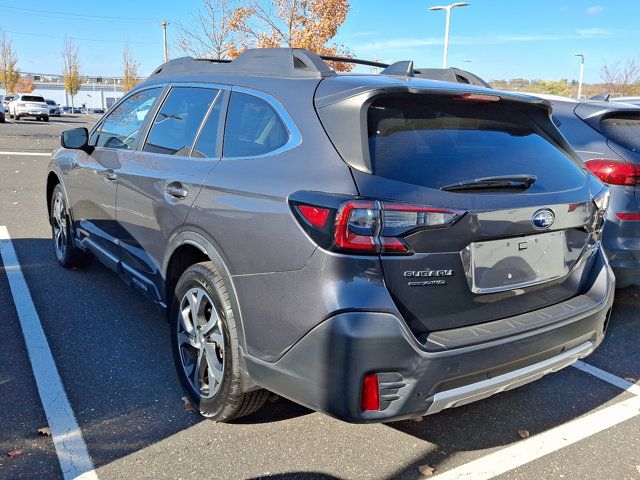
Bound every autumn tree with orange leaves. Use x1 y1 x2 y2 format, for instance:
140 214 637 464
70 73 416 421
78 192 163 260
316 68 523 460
176 0 352 71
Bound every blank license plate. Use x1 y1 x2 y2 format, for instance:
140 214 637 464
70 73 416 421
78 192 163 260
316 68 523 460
469 231 569 293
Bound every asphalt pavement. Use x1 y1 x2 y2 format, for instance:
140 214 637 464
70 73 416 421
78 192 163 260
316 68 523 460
0 117 639 480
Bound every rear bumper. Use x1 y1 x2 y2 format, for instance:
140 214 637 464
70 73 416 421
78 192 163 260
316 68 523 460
247 247 615 423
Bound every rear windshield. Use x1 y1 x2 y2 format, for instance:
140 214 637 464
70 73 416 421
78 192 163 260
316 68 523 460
600 114 640 153
367 94 586 192
22 95 44 102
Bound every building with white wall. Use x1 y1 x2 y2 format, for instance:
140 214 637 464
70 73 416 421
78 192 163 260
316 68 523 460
0 73 139 109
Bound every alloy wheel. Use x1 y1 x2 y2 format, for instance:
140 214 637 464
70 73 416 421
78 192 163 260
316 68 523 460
51 194 68 260
177 287 225 399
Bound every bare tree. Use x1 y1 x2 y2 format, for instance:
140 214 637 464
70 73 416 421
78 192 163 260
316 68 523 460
0 30 20 95
175 0 246 59
601 58 640 96
122 43 140 92
62 38 81 110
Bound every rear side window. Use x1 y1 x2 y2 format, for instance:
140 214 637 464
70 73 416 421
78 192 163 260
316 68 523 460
367 94 585 192
144 87 219 156
22 95 44 102
96 88 161 150
192 95 224 158
223 92 288 157
600 114 640 153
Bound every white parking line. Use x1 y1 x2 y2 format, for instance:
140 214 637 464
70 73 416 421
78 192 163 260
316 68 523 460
573 360 640 396
431 395 640 480
0 226 98 480
0 151 50 156
431 361 640 479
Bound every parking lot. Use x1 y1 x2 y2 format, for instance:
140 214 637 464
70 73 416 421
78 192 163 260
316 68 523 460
0 117 639 480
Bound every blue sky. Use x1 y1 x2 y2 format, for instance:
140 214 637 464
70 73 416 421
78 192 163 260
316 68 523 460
2 0 638 82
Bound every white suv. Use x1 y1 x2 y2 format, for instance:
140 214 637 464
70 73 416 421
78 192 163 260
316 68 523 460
8 94 49 121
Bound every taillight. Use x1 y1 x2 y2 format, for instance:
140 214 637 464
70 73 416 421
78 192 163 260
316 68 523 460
297 204 330 228
291 197 465 255
616 212 640 221
585 159 640 186
456 93 501 102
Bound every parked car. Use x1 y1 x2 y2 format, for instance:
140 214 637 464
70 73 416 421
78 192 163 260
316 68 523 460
535 94 640 288
47 48 614 424
2 95 14 110
8 94 49 121
0 102 5 123
46 99 61 116
611 96 640 107
87 107 105 115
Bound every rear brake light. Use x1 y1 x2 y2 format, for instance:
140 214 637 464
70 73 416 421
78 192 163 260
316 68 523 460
585 159 640 186
615 212 640 221
361 373 380 411
291 197 465 255
456 93 501 102
334 201 378 252
296 204 330 228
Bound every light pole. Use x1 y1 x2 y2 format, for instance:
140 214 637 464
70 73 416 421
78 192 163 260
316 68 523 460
429 2 470 68
574 54 585 99
161 19 170 63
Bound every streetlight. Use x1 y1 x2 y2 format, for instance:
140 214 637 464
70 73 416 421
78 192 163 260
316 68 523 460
574 54 585 99
429 2 471 68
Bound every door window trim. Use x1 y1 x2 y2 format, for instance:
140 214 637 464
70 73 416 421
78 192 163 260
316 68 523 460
139 84 226 159
89 84 168 151
224 86 302 159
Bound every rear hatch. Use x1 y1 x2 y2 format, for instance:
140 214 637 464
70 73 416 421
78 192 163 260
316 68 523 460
316 80 603 336
20 95 47 110
575 103 640 210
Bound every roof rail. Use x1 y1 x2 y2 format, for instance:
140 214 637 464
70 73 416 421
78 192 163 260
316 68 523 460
150 48 336 79
148 47 490 87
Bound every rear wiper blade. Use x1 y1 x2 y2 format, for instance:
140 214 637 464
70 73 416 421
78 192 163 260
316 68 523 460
440 175 537 192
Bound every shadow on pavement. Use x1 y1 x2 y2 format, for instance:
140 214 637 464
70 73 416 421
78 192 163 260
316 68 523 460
3 237 638 479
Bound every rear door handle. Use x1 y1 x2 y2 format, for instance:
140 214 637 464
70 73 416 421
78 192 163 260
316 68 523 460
165 182 189 199
103 170 117 181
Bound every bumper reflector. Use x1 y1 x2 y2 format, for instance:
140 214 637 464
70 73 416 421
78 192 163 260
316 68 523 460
361 373 380 411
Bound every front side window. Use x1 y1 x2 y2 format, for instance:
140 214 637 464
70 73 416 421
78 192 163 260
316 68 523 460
96 88 161 150
223 92 289 158
144 87 219 156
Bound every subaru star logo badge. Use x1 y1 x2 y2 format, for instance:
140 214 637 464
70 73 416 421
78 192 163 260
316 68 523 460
532 209 555 229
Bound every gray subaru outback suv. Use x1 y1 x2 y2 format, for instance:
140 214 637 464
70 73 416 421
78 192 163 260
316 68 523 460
47 48 614 423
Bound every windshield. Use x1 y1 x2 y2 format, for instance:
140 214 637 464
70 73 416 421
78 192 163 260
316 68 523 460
367 94 585 192
600 114 640 153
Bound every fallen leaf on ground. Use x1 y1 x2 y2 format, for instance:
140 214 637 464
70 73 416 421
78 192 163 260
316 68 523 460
6 449 23 458
517 429 530 439
37 427 52 436
418 465 435 476
410 416 424 422
636 465 640 474
181 396 195 412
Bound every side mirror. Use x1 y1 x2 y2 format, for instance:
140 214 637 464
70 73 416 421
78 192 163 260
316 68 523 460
61 127 93 153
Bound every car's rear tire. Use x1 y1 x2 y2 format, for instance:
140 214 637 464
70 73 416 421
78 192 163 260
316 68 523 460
14 114 20 120
171 261 269 422
43 116 49 122
50 184 92 268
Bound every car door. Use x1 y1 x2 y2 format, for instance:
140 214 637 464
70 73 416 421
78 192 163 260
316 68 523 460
66 87 163 269
115 85 226 301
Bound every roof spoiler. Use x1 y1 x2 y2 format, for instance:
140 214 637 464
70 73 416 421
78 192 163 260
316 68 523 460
589 92 610 102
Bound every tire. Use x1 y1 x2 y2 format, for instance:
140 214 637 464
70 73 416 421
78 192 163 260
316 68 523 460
43 116 49 122
0 116 4 123
50 184 92 268
171 261 269 422
14 114 20 120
